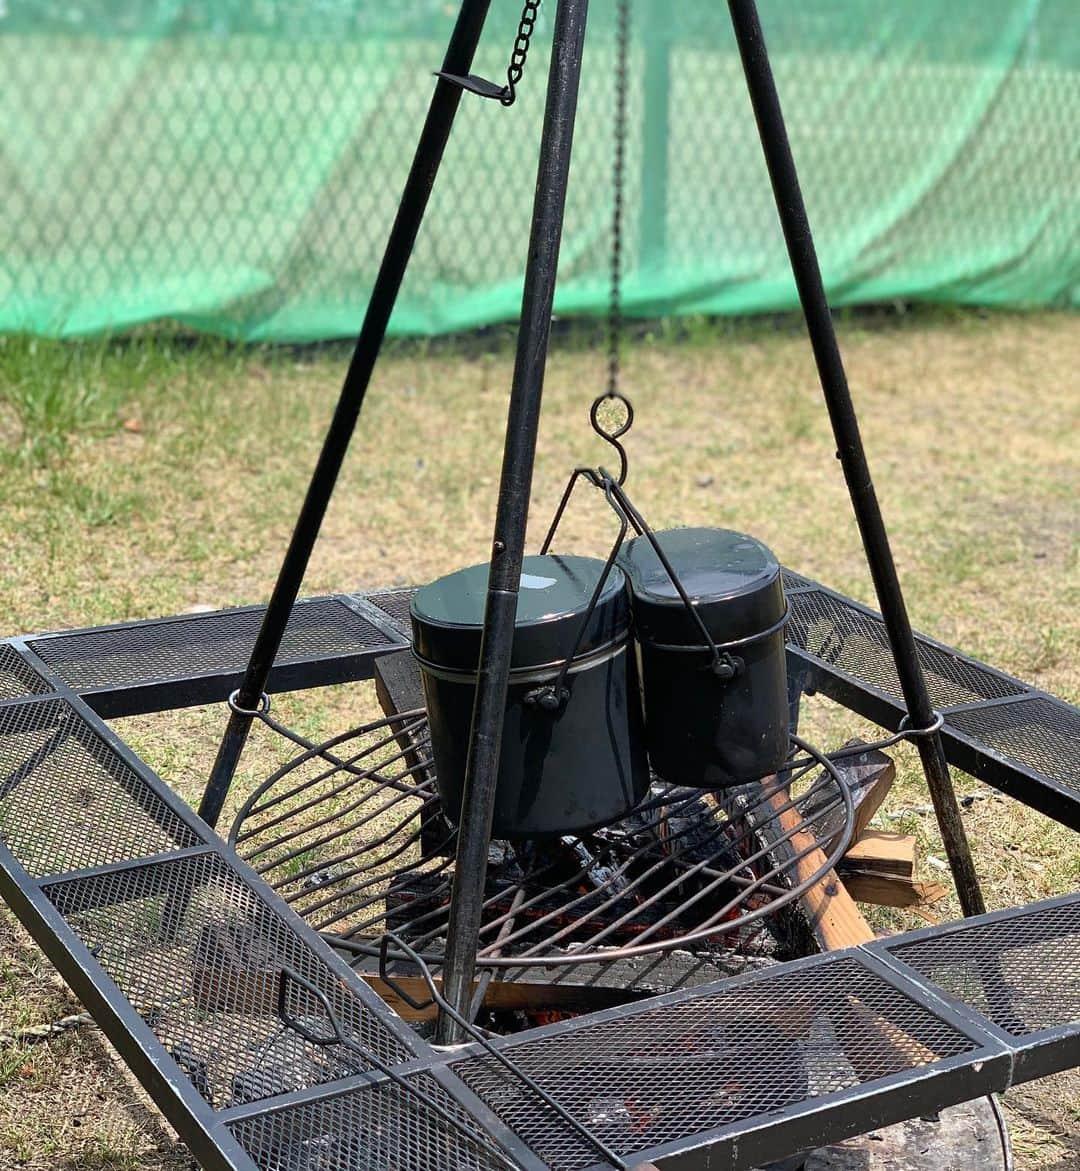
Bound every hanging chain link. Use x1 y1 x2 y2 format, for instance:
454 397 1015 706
606 0 630 396
502 1 542 106
590 0 634 484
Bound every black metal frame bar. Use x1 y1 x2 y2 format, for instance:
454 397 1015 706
11 596 407 719
0 842 260 1171
868 892 1080 1084
3 562 1076 835
609 1048 1007 1171
783 578 1080 828
442 947 1015 1171
438 0 592 1043
199 0 496 831
5 686 428 1055
3 561 1076 831
0 682 1076 1171
727 0 984 917
0 845 545 1170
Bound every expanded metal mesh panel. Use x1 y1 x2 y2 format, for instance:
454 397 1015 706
0 699 198 878
451 957 978 1170
364 590 417 637
780 569 815 592
946 698 1080 794
229 1074 510 1171
44 851 412 1109
888 899 1080 1039
28 598 394 690
0 645 52 701
788 591 1028 710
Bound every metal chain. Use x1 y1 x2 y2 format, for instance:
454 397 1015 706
606 0 630 396
590 0 634 484
502 1 541 106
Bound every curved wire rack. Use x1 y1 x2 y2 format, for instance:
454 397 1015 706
229 710 855 973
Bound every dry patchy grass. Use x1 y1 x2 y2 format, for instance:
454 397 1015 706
0 306 1077 1167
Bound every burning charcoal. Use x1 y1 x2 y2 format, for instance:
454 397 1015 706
490 839 526 882
585 1096 633 1143
562 835 629 893
655 790 734 863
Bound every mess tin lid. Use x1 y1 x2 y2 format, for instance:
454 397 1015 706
617 527 784 646
410 554 629 672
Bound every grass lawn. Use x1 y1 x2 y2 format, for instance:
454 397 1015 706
0 306 1077 1168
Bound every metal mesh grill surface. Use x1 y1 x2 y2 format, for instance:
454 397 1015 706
0 699 198 877
450 957 978 1170
233 715 839 966
0 645 52 701
889 899 1080 1038
364 590 417 636
780 569 815 592
946 698 1080 793
788 590 1027 709
44 851 412 1108
229 1074 509 1171
28 598 394 689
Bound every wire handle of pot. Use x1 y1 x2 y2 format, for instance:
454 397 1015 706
275 966 523 1170
541 466 742 684
526 470 632 711
378 933 633 1171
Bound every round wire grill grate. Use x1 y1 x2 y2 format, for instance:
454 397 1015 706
229 711 855 974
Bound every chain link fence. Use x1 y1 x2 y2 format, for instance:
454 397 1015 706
1 1 1077 341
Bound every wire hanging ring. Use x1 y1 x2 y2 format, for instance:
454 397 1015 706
589 391 634 486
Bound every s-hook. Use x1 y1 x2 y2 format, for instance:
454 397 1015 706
591 0 634 485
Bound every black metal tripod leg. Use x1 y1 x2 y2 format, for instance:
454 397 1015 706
198 0 495 829
727 0 984 917
437 0 592 1044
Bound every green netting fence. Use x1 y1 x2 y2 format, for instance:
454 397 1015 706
2 1 1077 342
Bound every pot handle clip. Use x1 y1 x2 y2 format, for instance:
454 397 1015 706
523 683 571 712
710 651 744 680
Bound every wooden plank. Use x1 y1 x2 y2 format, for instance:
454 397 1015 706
710 783 942 1073
840 870 948 909
842 830 916 878
373 649 427 770
757 777 875 950
347 948 772 1022
373 649 447 855
356 972 649 1023
801 739 896 854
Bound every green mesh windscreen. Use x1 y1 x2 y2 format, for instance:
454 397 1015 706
1 1 1076 341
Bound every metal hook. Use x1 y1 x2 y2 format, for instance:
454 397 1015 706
590 392 634 485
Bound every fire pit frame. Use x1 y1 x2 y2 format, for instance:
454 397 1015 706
0 612 1076 1169
1 0 1077 1162
8 572 1074 829
0 718 1074 1171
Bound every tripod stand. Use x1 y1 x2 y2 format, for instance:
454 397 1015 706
198 0 985 1045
